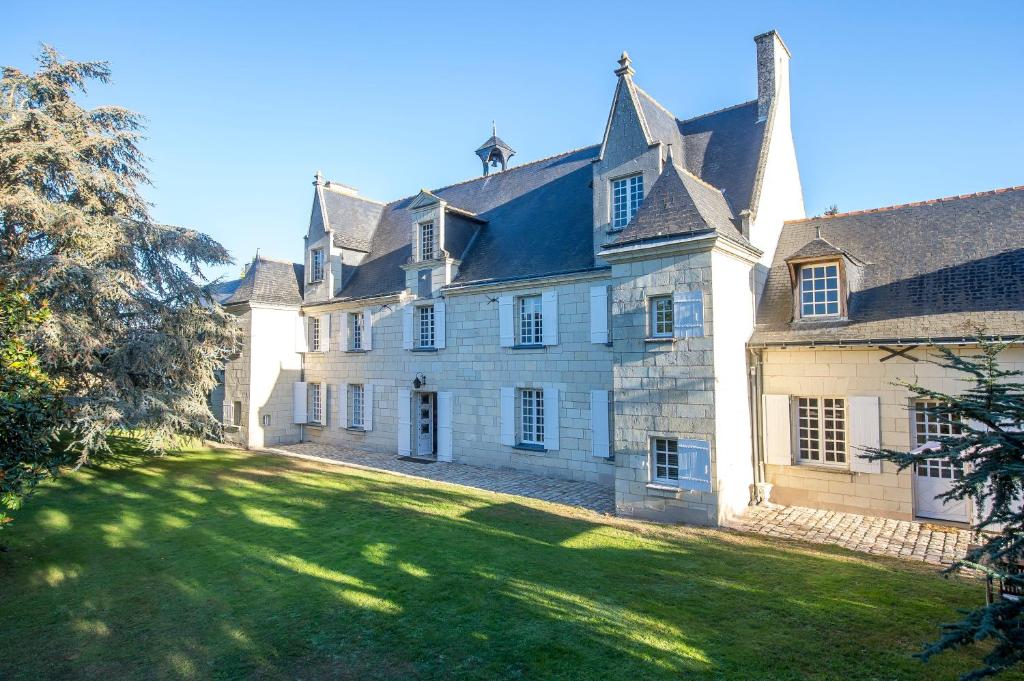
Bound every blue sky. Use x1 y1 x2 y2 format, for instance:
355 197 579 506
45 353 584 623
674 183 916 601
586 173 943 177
5 1 1023 282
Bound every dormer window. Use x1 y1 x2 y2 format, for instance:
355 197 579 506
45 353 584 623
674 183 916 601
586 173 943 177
611 174 643 229
799 262 840 318
419 221 436 261
310 248 325 282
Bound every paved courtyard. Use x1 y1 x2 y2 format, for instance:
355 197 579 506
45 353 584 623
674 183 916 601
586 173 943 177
727 504 974 566
261 443 974 566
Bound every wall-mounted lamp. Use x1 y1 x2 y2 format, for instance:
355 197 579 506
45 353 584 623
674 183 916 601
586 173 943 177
413 373 427 390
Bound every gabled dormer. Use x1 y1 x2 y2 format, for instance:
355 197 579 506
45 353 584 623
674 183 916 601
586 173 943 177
402 189 485 298
785 232 864 323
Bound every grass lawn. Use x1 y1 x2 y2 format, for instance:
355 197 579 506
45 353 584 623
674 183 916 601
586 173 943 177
1 441 1019 680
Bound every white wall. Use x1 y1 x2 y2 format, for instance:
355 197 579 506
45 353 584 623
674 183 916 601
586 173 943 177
248 305 303 447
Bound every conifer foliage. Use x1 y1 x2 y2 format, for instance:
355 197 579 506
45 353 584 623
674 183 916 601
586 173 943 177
868 340 1024 679
0 46 238 514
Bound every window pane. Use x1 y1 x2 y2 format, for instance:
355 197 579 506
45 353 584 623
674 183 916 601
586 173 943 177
517 296 543 345
519 389 545 445
612 175 643 229
653 438 679 482
800 263 840 318
419 222 435 260
417 305 435 347
650 296 673 337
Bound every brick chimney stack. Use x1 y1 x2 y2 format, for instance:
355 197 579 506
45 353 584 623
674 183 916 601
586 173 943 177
754 30 792 123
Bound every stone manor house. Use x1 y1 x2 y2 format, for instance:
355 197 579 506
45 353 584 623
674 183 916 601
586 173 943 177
213 31 1024 526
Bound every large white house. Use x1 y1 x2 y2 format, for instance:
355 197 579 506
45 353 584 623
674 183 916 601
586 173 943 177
213 31 1024 526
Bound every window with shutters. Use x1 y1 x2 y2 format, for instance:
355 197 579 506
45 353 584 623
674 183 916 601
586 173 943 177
611 174 643 229
350 312 363 350
796 397 847 466
652 438 680 484
518 388 545 446
309 316 321 352
417 304 435 348
310 248 325 282
419 221 436 261
309 383 322 424
516 295 543 346
348 384 365 429
799 263 840 318
649 296 673 338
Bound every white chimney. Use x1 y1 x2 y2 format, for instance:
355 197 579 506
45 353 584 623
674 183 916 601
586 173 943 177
754 31 791 123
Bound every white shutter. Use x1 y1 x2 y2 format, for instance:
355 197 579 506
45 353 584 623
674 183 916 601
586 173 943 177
402 305 414 350
339 312 349 352
319 381 328 425
590 390 610 457
500 386 515 445
544 387 560 451
590 285 609 344
763 394 792 466
363 307 374 350
435 299 446 349
364 384 374 431
338 383 348 429
849 395 882 474
437 391 453 462
542 290 558 346
294 316 309 353
222 401 233 426
305 247 312 285
673 290 704 338
396 388 411 455
319 313 331 352
292 382 308 424
499 295 514 347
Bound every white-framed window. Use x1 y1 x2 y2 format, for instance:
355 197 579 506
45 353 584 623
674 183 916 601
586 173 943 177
652 437 680 483
611 174 644 229
519 388 545 446
419 221 436 261
309 316 321 352
799 263 840 318
350 311 363 350
348 384 365 429
649 295 673 338
311 248 325 282
517 295 543 346
309 382 323 424
796 397 847 466
417 304 435 348
913 400 963 481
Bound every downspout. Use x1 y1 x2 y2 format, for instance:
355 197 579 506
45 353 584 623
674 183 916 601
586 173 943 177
747 346 766 504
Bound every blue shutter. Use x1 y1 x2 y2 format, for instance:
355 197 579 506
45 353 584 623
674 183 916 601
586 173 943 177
673 290 704 338
678 439 711 492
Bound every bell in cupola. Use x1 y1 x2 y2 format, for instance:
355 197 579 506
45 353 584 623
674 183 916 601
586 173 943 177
474 122 515 175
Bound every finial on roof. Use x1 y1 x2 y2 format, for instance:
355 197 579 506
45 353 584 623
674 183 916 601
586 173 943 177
615 50 635 78
492 120 497 137
313 170 324 186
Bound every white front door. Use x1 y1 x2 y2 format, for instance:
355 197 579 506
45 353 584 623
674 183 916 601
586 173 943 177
914 458 969 522
416 392 435 458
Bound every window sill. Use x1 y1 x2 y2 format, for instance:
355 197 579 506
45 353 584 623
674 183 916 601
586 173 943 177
303 422 325 430
792 463 853 475
646 482 686 493
222 425 240 433
345 349 368 354
512 443 547 453
644 337 674 344
510 344 545 351
345 426 366 433
606 227 625 234
410 347 438 353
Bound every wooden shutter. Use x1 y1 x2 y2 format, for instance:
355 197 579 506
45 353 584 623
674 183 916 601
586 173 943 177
500 387 515 445
434 300 446 349
319 313 331 352
319 381 328 424
849 395 882 474
590 285 609 344
363 308 373 350
673 290 704 338
437 391 453 462
294 316 309 353
363 384 374 431
396 388 411 455
339 312 349 351
222 401 233 426
590 389 610 457
679 439 712 492
763 394 792 465
402 305 414 350
338 383 348 429
292 382 307 424
305 247 312 285
542 290 558 346
499 295 514 347
544 387 560 451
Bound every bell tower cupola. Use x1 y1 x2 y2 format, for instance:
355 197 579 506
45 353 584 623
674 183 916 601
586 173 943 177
475 122 515 175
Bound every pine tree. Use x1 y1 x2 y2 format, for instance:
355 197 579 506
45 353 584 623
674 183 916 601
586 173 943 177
0 46 239 495
868 339 1024 679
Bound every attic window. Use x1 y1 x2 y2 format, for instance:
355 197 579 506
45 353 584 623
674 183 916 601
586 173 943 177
419 221 436 261
612 174 643 229
799 263 840 318
310 248 325 282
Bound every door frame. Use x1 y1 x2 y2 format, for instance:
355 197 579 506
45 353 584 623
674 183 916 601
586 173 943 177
414 391 437 459
908 399 971 524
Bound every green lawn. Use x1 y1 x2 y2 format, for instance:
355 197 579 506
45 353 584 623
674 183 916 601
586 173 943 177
0 442 1018 680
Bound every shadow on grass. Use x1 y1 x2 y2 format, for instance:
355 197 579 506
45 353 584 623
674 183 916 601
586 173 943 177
0 445 1007 681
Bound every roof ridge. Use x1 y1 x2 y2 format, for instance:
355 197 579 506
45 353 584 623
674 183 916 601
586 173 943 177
675 162 726 195
256 255 301 265
632 84 679 121
320 184 388 206
677 99 758 125
386 144 601 205
786 185 1024 224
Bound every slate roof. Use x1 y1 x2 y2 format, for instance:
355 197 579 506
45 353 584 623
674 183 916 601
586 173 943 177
786 236 850 263
222 256 304 307
607 160 745 248
318 186 383 253
752 187 1024 345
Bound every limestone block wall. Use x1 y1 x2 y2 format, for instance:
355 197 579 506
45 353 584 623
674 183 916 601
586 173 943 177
760 345 1024 520
221 309 252 448
301 273 616 484
610 252 720 525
